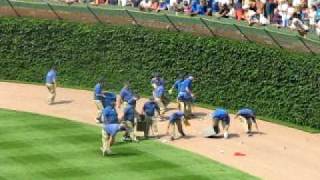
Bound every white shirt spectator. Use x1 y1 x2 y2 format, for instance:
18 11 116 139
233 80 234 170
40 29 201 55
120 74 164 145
140 0 152 8
309 8 317 26
120 0 128 6
287 6 295 19
292 0 301 7
316 21 320 37
169 0 178 7
218 0 230 5
278 2 288 17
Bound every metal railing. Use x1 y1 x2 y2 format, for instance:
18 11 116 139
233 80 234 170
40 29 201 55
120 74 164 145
1 0 320 55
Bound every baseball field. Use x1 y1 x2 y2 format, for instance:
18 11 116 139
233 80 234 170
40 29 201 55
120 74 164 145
0 108 257 180
1 82 320 180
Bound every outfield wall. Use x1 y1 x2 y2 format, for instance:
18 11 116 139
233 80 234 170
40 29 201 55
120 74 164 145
1 0 320 54
0 17 319 129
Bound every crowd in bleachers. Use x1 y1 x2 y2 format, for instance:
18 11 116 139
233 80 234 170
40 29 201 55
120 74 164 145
64 0 320 37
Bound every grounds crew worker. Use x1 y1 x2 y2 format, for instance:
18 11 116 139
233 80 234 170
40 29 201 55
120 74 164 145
167 111 186 141
101 101 127 156
93 78 106 123
142 97 160 138
212 108 230 139
118 81 136 110
122 99 138 141
178 75 194 119
235 108 259 135
168 74 184 109
151 72 165 97
45 66 57 105
154 85 169 115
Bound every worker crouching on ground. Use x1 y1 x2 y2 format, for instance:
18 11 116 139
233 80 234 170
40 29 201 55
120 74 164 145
167 111 186 141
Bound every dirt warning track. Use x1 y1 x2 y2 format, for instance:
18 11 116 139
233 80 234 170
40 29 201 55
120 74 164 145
0 82 319 180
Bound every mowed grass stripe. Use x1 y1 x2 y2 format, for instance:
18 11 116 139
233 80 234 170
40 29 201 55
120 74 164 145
0 109 259 180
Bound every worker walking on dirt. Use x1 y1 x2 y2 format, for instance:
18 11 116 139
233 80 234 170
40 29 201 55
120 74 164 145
167 111 186 141
101 101 127 156
45 66 57 105
177 75 194 123
235 108 259 135
142 97 161 138
212 108 230 139
154 85 169 115
151 72 165 96
94 78 106 123
122 99 138 141
168 74 185 109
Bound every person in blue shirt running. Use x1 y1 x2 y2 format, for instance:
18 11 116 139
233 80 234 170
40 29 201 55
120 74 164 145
142 97 160 138
169 74 184 109
121 99 139 141
212 108 230 139
101 101 127 156
45 66 57 105
93 78 106 123
235 108 259 135
118 81 138 110
167 111 186 141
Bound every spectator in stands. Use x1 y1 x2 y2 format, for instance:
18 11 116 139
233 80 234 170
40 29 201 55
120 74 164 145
234 0 244 21
139 0 152 11
265 0 276 24
290 12 309 37
132 0 142 7
209 0 220 15
194 0 208 15
292 0 302 11
173 0 185 13
309 5 317 30
150 0 160 12
278 0 289 27
316 20 320 37
272 9 282 27
120 0 128 6
159 0 169 10
183 1 192 15
256 0 267 25
218 0 230 18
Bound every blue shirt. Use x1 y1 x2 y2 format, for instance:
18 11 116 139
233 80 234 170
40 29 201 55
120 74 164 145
123 104 135 122
102 106 118 124
120 87 133 102
238 108 255 119
151 77 165 87
196 4 206 15
155 85 165 98
212 108 229 120
103 92 116 107
191 1 199 13
45 69 56 84
94 83 103 100
143 101 160 116
173 79 183 91
169 112 184 121
180 79 192 93
212 1 219 12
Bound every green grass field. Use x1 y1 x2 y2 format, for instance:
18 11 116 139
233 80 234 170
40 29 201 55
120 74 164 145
0 109 258 180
